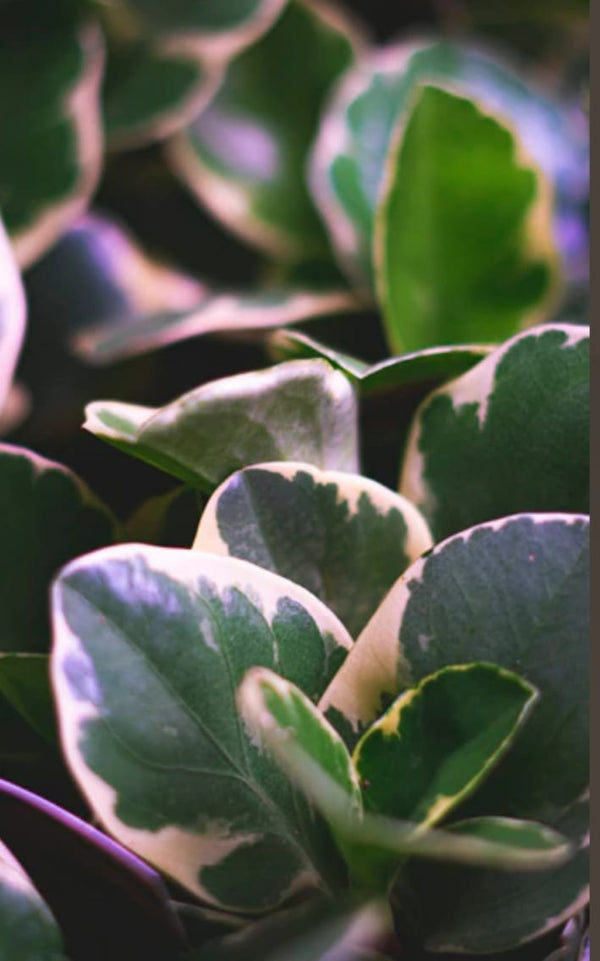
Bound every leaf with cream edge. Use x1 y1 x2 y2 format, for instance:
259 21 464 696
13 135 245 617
25 214 355 365
117 0 288 59
238 668 571 893
194 461 432 637
0 838 68 961
101 0 289 149
101 23 223 149
269 330 492 395
51 544 355 912
0 5 104 269
319 513 588 947
83 360 359 490
0 215 26 420
353 663 537 825
168 0 362 262
390 795 589 954
400 323 589 541
375 85 557 354
0 444 118 655
309 39 584 290
74 284 359 365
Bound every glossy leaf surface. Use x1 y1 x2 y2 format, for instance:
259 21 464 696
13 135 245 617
194 461 432 637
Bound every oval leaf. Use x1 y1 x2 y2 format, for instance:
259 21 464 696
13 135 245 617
309 39 585 290
194 461 432 637
51 544 354 912
400 323 589 541
320 513 588 822
375 85 556 353
353 663 538 826
169 0 361 260
0 444 118 654
0 7 104 268
83 360 359 489
0 838 68 960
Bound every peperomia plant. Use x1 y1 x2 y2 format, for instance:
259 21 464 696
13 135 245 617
0 1 589 959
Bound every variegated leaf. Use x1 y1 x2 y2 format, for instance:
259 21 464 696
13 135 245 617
0 6 104 268
0 216 26 420
270 330 492 395
101 26 223 148
194 461 432 637
400 323 589 541
75 284 358 364
391 796 589 954
0 444 118 654
375 85 556 353
353 663 537 826
169 0 361 261
117 0 288 61
0 838 68 960
309 39 586 290
239 669 570 891
320 513 588 947
51 544 354 912
84 360 359 489
320 513 588 817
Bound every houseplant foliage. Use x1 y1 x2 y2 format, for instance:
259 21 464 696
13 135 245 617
0 0 589 958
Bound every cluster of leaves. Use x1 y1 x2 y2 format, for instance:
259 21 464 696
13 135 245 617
0 0 589 959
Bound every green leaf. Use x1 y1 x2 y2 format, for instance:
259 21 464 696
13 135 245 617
126 485 205 548
0 654 57 745
0 6 104 267
51 544 354 911
320 514 588 944
375 85 556 353
194 462 432 637
0 215 26 419
74 283 358 364
270 330 492 395
321 513 588 819
0 444 118 654
84 360 359 489
0 839 68 960
238 669 570 891
309 39 583 290
353 663 537 826
116 0 287 52
102 32 222 148
239 666 363 820
169 0 361 261
391 796 589 953
400 323 589 541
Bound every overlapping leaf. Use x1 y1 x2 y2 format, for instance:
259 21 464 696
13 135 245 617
194 461 432 637
400 324 589 540
239 668 570 892
375 85 556 353
84 360 359 488
0 5 104 268
0 838 68 960
51 544 354 911
169 0 361 261
0 444 118 655
270 330 492 395
320 513 588 948
353 663 537 826
310 39 585 290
